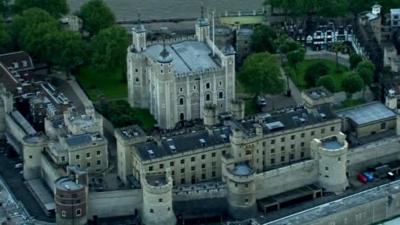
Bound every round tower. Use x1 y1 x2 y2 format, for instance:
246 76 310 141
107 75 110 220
55 177 88 225
23 133 47 180
230 128 245 159
141 171 176 225
225 163 257 220
311 132 348 194
203 104 217 127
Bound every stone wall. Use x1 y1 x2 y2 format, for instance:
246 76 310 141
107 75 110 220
87 189 142 218
173 182 227 201
255 160 318 199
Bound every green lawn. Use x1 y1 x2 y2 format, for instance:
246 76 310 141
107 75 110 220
288 59 349 92
76 66 127 101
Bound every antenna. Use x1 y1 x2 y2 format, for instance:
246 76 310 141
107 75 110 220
200 1 205 19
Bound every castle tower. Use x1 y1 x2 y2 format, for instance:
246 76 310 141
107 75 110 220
22 133 47 180
203 104 217 127
195 5 210 42
223 162 257 220
230 99 245 120
222 45 236 112
311 132 349 194
55 175 88 225
140 170 176 225
132 15 147 52
385 89 398 111
230 128 245 160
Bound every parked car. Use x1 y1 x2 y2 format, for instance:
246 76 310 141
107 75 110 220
388 172 396 181
357 173 368 184
363 172 375 182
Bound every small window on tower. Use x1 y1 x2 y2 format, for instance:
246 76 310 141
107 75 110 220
135 78 139 82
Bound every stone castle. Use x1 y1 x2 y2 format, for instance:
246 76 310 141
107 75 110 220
127 14 236 129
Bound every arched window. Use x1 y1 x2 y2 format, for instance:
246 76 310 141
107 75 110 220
206 94 211 101
206 83 210 89
179 97 184 105
219 91 224 99
180 113 185 121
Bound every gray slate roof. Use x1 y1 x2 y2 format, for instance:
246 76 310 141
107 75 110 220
337 102 397 126
144 41 219 74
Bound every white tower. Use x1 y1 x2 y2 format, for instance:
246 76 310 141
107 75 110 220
141 170 176 225
311 132 349 194
132 16 147 52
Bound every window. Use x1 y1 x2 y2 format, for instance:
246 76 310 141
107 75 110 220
76 209 82 216
149 166 153 171
219 91 224 99
201 154 205 159
219 81 222 86
301 133 305 138
181 178 185 184
201 174 206 179
281 137 285 142
262 142 266 147
179 97 184 105
159 164 164 169
191 157 195 162
181 168 185 173
181 159 185 164
191 166 195 171
61 156 65 162
212 171 216 177
271 139 275 144
87 162 91 167
168 207 171 211
281 146 285 151
201 164 206 169
291 135 295 140
158 198 163 202
381 122 386 129
179 88 183 93
290 154 294 160
193 85 197 90
291 144 295 149
281 156 285 162
171 170 175 175
206 83 210 89
212 152 216 157
206 94 211 101
321 128 325 134
61 210 67 217
76 155 80 160
271 158 275 164
330 126 335 132
311 131 315 136
170 161 174 166
135 77 139 82
150 209 154 213
325 166 329 171
97 151 101 156
301 152 305 158
29 155 32 159
97 160 101 165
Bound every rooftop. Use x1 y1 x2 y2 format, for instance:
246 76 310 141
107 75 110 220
144 40 219 74
10 110 37 136
56 177 84 191
337 102 397 126
321 136 343 150
303 87 333 100
65 133 104 148
145 174 167 186
134 127 230 161
0 51 34 72
117 125 146 139
232 164 253 176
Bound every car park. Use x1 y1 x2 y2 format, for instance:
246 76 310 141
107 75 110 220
357 173 368 184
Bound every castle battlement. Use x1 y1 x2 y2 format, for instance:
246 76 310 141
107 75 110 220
146 35 197 47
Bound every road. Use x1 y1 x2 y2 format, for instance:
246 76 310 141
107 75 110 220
68 0 264 21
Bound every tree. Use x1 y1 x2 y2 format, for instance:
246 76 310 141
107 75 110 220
357 60 375 98
90 25 129 70
0 17 11 53
342 72 364 98
78 0 115 36
250 24 277 53
287 47 305 69
13 0 68 17
238 52 285 96
331 42 346 70
349 53 363 69
304 61 330 87
316 75 335 92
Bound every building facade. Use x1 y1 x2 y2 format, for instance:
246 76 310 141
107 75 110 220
127 16 236 129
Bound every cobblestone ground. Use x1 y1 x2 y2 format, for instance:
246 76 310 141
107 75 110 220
68 0 264 20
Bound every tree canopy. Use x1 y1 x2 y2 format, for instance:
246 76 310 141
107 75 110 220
0 17 11 53
342 72 364 96
13 0 68 17
349 53 363 69
356 60 375 86
238 52 285 96
90 25 129 70
316 75 335 92
250 25 277 53
304 61 329 87
78 0 116 35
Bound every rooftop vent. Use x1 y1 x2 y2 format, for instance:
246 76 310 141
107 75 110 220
199 138 206 147
169 145 177 153
147 149 155 158
265 121 285 131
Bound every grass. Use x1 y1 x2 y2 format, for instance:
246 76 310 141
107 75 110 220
76 66 127 101
337 98 366 109
288 59 349 92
